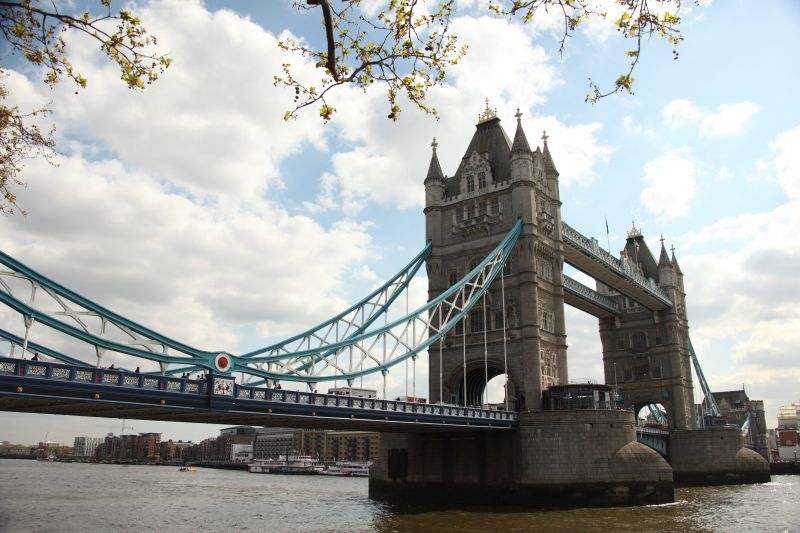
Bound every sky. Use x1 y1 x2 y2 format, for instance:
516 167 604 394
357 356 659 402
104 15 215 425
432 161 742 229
1 0 799 445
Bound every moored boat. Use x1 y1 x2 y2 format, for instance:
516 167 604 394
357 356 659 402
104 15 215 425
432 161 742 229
249 455 323 475
321 461 371 477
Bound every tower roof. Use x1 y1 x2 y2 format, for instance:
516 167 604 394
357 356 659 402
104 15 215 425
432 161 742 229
541 131 559 175
426 137 444 181
671 246 683 274
445 114 512 196
511 108 531 153
658 238 671 267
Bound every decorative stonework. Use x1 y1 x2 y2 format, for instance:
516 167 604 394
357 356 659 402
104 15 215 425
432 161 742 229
238 388 250 399
166 380 182 391
253 390 265 400
0 362 16 373
143 377 159 389
123 375 139 386
102 373 119 384
185 383 200 393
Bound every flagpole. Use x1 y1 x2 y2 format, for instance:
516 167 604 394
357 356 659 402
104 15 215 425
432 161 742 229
605 217 611 253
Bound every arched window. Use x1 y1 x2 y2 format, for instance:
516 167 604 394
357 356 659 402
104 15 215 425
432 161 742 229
632 331 647 351
466 175 475 193
478 172 486 189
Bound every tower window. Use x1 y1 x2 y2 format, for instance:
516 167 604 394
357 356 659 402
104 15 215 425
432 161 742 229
466 176 475 193
448 270 458 286
478 172 486 189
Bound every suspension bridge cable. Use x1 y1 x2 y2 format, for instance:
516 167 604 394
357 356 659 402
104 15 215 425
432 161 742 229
501 268 509 411
483 292 488 406
462 289 467 406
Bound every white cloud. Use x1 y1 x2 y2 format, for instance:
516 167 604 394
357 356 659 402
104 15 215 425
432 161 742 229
45 0 327 202
718 165 733 182
304 15 610 212
661 99 759 139
661 99 702 127
639 147 696 218
700 102 760 138
769 124 800 199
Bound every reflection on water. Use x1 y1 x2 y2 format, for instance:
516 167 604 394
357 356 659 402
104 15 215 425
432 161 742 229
0 460 798 532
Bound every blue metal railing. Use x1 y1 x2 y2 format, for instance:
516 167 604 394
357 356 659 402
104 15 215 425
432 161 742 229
0 356 519 425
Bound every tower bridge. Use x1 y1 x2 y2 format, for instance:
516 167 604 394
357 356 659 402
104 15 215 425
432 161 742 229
0 104 769 507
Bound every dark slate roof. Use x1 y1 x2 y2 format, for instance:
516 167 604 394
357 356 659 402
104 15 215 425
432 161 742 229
624 236 659 281
511 119 531 153
672 250 683 274
426 149 444 181
658 243 671 267
543 142 559 175
445 117 512 197
712 390 750 409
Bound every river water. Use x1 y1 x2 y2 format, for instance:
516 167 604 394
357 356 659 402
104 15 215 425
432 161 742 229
0 459 797 532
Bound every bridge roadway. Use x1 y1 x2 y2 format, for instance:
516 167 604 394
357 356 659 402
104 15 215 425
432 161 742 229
0 357 517 433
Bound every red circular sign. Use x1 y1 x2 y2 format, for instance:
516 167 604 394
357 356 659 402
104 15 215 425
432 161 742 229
215 354 231 372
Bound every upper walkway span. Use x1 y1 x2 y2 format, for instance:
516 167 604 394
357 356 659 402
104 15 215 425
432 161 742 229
561 221 672 311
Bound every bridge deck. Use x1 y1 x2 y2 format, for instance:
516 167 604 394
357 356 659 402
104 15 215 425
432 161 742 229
0 358 517 433
561 222 671 311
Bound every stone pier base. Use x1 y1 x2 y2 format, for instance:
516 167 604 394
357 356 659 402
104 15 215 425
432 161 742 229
369 410 673 508
669 428 770 486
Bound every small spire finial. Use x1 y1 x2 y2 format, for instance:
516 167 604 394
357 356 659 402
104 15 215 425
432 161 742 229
659 234 665 245
515 107 522 122
478 98 498 123
542 130 549 144
627 220 642 238
431 137 438 152
670 244 676 254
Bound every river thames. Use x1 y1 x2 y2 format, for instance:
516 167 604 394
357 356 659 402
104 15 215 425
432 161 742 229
0 459 797 532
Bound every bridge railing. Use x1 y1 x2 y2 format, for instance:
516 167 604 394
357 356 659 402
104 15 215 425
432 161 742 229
0 357 518 424
561 222 671 305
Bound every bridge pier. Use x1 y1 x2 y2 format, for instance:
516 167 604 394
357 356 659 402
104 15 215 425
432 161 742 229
668 428 770 486
370 410 673 508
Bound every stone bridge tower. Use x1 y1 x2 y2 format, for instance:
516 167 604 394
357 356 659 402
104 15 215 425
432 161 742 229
424 105 567 409
597 228 696 429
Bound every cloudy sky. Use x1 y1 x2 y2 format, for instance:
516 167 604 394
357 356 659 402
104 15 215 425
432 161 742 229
1 0 799 444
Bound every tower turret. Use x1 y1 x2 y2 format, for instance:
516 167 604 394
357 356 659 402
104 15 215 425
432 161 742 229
657 237 674 288
424 137 446 208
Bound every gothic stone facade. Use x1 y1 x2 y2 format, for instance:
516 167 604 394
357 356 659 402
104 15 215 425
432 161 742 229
424 109 567 410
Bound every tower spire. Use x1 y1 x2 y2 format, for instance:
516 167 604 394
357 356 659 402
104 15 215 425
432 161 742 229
541 130 558 174
511 107 531 153
426 137 444 181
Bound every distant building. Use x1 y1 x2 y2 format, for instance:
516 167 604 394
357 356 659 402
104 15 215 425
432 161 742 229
159 440 193 462
712 389 769 460
135 433 161 463
774 400 800 462
253 428 300 459
73 437 103 458
252 427 379 463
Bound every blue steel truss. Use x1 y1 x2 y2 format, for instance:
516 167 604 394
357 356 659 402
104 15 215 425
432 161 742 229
0 219 522 387
688 337 722 425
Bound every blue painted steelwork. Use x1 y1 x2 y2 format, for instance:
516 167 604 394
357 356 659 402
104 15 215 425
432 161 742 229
636 426 670 457
0 219 522 385
688 337 722 425
0 356 517 430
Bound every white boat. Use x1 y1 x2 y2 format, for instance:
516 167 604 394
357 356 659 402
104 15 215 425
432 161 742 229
248 455 323 475
321 461 372 477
